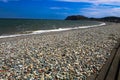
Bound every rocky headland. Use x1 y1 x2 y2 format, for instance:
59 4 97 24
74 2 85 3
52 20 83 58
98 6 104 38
65 15 120 23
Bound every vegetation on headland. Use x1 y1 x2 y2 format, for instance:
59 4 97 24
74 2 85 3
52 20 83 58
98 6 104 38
65 15 120 23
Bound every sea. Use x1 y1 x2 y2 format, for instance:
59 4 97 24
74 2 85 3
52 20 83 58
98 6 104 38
0 19 105 38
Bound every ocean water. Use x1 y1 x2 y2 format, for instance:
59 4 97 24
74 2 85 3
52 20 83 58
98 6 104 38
0 19 105 38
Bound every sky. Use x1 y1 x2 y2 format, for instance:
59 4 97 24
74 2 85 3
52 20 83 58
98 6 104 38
0 0 120 19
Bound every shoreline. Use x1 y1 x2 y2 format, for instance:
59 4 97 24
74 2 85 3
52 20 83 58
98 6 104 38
0 22 105 39
0 22 120 79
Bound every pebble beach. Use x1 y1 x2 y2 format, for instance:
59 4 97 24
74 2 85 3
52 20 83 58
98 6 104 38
0 22 120 80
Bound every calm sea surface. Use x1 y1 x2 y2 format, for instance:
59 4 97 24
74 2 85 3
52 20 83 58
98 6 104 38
0 19 100 35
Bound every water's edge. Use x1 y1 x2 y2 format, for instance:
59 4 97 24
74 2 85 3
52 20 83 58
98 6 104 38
0 22 106 39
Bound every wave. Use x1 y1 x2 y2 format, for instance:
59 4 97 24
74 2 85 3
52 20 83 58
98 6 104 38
0 22 106 39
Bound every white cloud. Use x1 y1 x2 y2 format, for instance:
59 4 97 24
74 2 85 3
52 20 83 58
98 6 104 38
50 7 69 10
50 7 63 10
56 12 69 15
0 0 19 3
2 0 8 2
56 0 120 5
54 0 120 17
80 6 120 18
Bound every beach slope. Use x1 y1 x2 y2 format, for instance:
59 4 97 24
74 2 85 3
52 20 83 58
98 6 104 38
0 22 120 80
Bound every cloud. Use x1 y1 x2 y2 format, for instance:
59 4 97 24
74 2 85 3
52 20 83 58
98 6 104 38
80 6 120 18
0 0 19 3
50 7 69 10
55 0 120 5
56 12 69 15
55 0 120 18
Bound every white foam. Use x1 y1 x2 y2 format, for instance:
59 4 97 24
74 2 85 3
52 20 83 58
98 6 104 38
31 28 72 34
0 22 106 39
0 34 30 39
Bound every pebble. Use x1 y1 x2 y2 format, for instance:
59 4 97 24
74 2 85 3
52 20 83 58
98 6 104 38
0 23 120 79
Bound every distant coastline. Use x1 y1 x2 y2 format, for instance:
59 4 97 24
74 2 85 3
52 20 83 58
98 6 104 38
65 15 120 23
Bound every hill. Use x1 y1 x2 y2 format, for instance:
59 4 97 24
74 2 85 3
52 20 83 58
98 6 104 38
65 15 120 23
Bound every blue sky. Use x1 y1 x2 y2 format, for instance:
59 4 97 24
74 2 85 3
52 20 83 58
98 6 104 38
0 0 120 19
